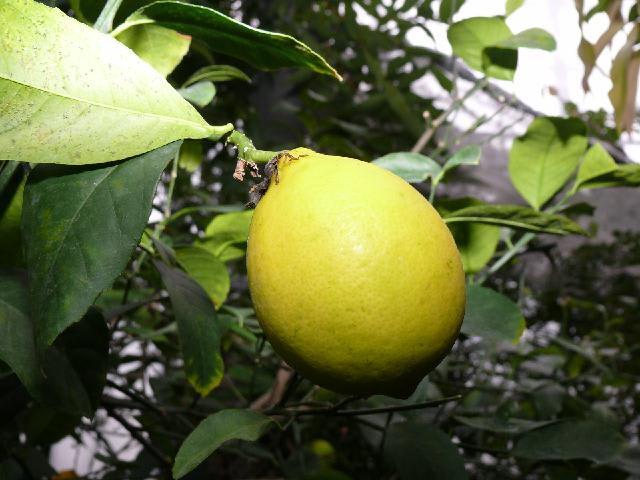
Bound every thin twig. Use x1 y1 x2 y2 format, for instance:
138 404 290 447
105 407 171 467
266 395 462 417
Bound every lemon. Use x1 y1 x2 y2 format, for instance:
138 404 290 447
246 148 465 398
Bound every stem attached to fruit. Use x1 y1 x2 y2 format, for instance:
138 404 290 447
227 130 279 164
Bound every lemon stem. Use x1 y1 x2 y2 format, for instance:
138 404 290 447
227 130 279 163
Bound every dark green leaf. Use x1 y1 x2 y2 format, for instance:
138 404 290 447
513 419 625 462
455 415 556 434
462 285 525 344
175 246 231 308
115 1 341 79
173 409 273 479
447 17 516 80
0 172 25 267
22 142 178 347
372 152 442 183
439 0 465 22
183 65 252 86
508 117 588 209
155 261 224 396
443 204 587 235
0 269 41 397
385 422 468 480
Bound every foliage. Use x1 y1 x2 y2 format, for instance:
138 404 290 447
0 0 638 479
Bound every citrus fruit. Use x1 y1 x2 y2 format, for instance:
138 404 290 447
246 148 465 398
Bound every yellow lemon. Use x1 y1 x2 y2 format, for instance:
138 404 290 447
246 148 465 398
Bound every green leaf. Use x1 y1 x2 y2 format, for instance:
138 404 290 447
438 198 500 274
176 246 231 308
173 409 273 479
0 1 229 165
115 23 191 76
198 210 254 262
0 269 42 397
575 163 640 190
495 28 557 51
178 140 203 173
155 261 224 396
439 0 465 22
177 81 216 108
447 17 516 80
0 173 25 267
385 422 469 480
508 117 588 209
54 308 109 412
572 143 618 192
513 419 625 462
444 204 587 235
462 285 525 344
183 65 252 86
115 1 341 80
436 145 481 184
505 0 525 16
372 152 442 183
455 415 556 434
22 142 179 348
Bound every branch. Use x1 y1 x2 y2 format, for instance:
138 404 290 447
105 406 171 467
423 48 632 164
266 395 462 417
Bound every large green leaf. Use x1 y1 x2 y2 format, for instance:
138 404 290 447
508 117 588 209
155 261 224 396
114 1 341 79
0 269 42 397
447 17 516 80
22 142 179 347
443 204 586 235
462 285 525 344
173 409 274 479
115 23 191 76
0 1 229 165
175 246 231 308
385 422 468 480
372 152 442 183
513 419 625 462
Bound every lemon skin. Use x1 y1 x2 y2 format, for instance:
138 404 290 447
246 148 465 398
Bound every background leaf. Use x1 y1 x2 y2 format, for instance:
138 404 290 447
444 204 587 235
372 152 442 183
508 117 588 209
178 81 216 108
173 409 273 479
115 24 191 76
183 65 252 86
505 0 525 16
572 143 618 192
0 1 223 165
175 246 231 308
116 1 341 79
513 419 625 462
496 28 557 51
0 269 41 397
462 285 525 344
385 422 469 480
155 261 224 396
447 17 516 79
22 142 178 347
198 210 254 262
